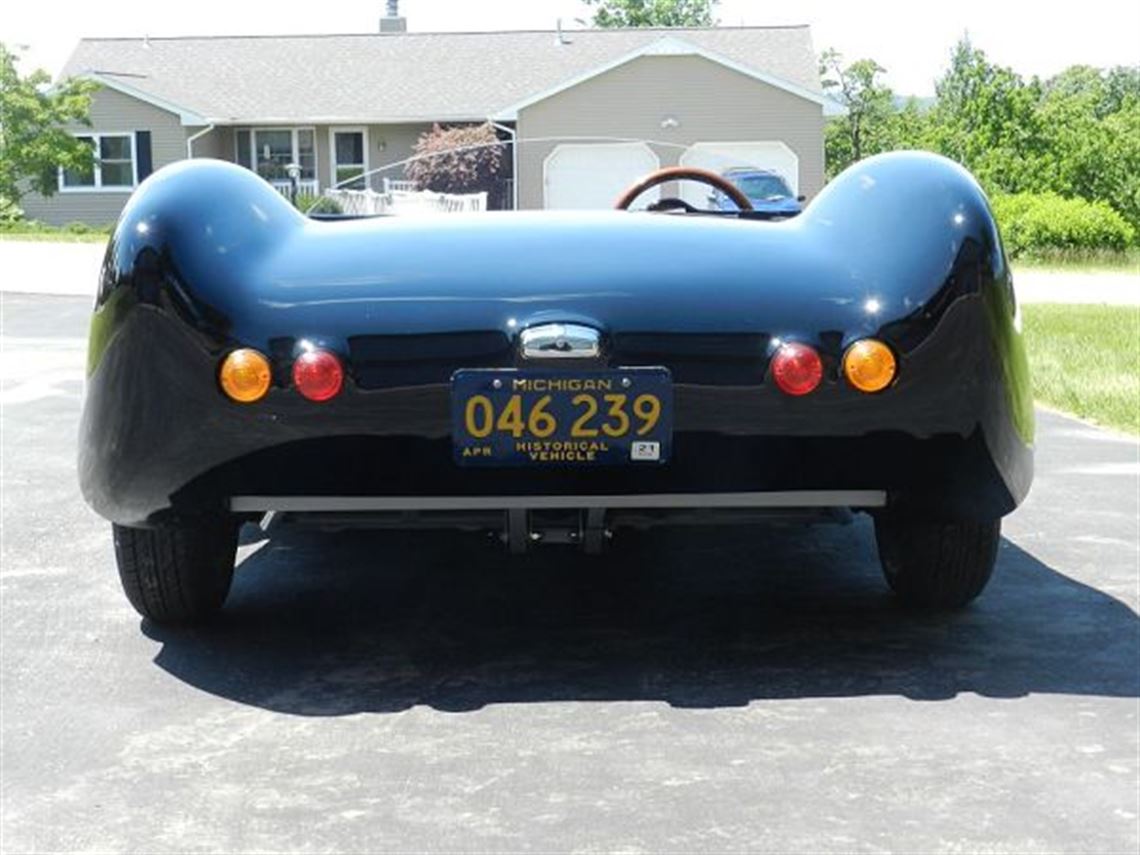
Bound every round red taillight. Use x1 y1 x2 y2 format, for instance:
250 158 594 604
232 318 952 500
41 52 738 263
770 342 823 396
292 349 344 402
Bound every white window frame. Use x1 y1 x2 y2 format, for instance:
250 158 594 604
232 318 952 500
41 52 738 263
58 131 138 194
234 127 318 182
328 127 370 190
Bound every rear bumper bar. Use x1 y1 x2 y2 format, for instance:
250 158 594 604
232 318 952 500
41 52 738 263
230 490 888 513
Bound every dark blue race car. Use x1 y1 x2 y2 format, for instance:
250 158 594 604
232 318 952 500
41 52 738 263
78 151 1034 624
709 167 805 217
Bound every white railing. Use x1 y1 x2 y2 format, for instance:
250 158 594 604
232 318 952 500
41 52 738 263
324 188 487 216
382 177 419 193
270 179 320 198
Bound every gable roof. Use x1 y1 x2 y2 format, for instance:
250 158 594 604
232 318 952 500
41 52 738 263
61 26 834 125
493 35 843 119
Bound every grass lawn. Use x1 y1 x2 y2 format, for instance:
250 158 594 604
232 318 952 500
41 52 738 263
1023 304 1140 434
1013 247 1140 274
0 232 109 243
0 221 113 243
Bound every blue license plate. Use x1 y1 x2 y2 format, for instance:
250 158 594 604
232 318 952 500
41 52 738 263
452 368 673 466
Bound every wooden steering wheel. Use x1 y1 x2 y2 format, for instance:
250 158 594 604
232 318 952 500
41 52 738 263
614 166 754 212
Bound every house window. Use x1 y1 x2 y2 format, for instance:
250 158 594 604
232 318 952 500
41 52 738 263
331 129 368 189
234 128 316 184
60 133 136 191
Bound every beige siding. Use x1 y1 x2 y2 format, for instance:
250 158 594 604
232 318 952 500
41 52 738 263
21 86 188 226
210 126 235 163
187 125 223 159
365 123 430 189
516 55 825 210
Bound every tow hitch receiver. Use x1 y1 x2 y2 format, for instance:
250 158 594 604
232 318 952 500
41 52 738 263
503 507 610 554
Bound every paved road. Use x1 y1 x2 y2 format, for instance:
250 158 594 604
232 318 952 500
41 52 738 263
2 293 1137 854
1 238 1138 303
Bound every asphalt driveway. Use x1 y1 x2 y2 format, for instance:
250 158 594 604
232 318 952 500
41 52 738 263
1 293 1137 853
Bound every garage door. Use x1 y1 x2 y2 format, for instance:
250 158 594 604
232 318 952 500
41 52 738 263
544 143 660 210
678 142 799 207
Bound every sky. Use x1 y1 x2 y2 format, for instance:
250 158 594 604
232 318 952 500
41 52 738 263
3 0 1138 96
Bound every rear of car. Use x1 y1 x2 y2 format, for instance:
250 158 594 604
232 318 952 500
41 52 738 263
79 153 1033 623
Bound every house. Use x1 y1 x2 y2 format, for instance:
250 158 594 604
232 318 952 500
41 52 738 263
22 8 842 225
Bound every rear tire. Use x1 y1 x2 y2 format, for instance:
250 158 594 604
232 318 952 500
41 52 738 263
112 519 238 624
874 517 1001 609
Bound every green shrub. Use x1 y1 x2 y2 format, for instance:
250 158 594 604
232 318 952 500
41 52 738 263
0 196 23 224
991 192 1135 256
293 193 343 215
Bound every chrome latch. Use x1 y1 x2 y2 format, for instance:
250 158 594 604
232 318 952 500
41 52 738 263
519 323 600 360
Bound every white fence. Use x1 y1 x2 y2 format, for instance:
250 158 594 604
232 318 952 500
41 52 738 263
324 188 488 216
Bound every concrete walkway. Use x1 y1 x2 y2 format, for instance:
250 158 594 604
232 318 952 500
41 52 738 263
1014 268 1140 305
0 240 105 298
0 238 1137 303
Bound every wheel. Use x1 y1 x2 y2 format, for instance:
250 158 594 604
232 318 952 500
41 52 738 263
874 517 1001 609
112 519 238 624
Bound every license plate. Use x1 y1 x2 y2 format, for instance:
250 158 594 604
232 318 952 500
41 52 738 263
451 368 673 466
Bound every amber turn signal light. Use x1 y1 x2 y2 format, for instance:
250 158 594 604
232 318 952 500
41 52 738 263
219 348 272 403
843 339 897 393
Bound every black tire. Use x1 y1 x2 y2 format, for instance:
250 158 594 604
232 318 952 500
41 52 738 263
112 519 238 624
874 517 1001 609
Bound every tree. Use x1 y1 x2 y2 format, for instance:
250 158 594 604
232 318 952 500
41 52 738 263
0 43 97 211
819 50 900 176
818 36 1140 239
926 37 1051 193
1101 66 1140 117
1038 65 1140 232
583 0 718 28
404 122 505 204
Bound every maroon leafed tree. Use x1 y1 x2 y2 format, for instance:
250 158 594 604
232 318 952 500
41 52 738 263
404 122 505 199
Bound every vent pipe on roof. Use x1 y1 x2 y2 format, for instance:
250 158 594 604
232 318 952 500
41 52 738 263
556 19 571 45
380 0 406 33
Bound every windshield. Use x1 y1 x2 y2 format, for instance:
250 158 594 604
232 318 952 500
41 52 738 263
729 173 793 200
274 132 802 217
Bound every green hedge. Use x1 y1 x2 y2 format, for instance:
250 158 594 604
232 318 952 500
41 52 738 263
991 193 1135 256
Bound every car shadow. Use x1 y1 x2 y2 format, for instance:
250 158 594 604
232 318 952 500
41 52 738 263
144 519 1140 715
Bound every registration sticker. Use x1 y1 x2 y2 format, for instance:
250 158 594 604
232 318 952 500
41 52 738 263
630 441 661 461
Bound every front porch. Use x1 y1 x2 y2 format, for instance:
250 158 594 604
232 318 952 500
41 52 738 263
212 123 515 208
225 125 418 198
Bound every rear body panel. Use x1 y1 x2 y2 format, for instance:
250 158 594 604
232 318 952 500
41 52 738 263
79 153 1033 526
